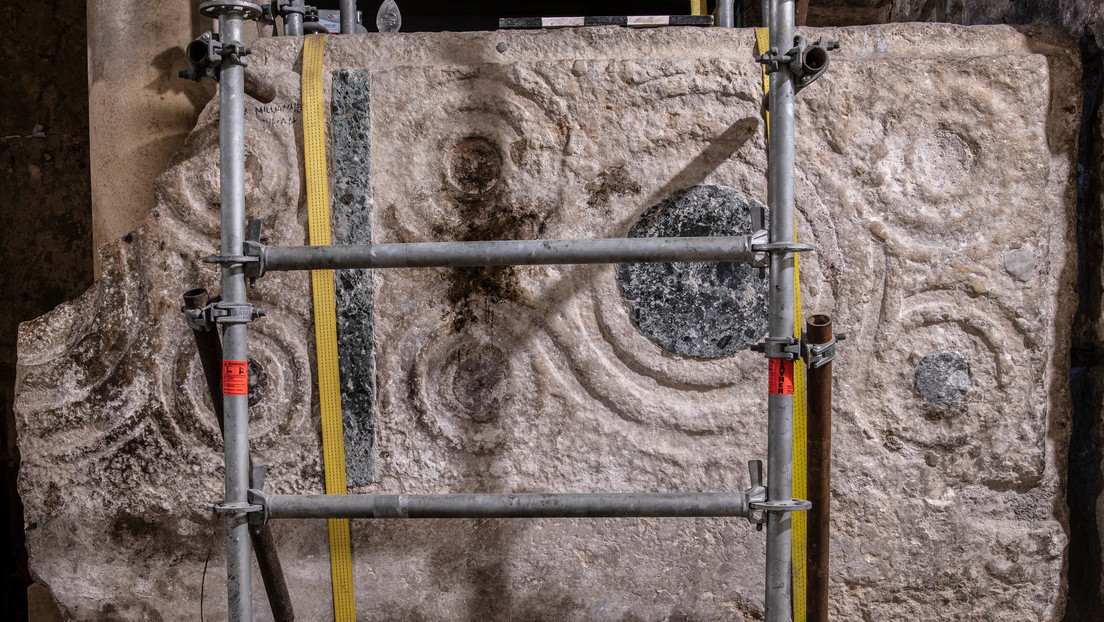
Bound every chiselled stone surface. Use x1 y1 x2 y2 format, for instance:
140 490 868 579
14 24 1079 621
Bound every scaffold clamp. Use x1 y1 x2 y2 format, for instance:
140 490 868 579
183 301 266 331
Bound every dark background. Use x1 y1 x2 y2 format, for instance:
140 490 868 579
312 1 760 32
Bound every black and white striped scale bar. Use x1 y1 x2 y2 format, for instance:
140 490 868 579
499 15 715 29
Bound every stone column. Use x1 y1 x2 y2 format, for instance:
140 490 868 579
87 0 264 275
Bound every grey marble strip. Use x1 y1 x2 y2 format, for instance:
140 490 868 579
331 68 375 486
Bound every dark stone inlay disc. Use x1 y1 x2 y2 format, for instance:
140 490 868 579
618 185 768 359
914 350 970 405
451 345 509 421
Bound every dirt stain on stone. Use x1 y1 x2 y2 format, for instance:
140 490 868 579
448 136 502 196
110 510 161 545
247 357 268 407
438 135 548 331
586 165 641 212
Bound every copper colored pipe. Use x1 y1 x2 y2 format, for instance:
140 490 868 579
244 71 277 104
806 313 833 622
184 289 226 431
183 289 295 622
249 525 294 622
797 0 809 26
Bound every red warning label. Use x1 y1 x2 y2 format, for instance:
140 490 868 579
769 359 794 395
222 360 249 396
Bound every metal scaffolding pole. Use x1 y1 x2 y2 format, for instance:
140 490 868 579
183 290 294 622
252 491 754 521
284 0 304 35
198 2 263 620
180 0 838 617
715 0 735 27
765 1 797 621
246 233 768 274
340 0 355 33
219 10 252 619
806 315 835 622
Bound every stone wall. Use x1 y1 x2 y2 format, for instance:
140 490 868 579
13 24 1080 620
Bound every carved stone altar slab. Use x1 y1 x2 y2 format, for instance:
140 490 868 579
15 24 1078 620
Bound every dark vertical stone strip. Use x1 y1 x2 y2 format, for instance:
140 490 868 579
1063 35 1104 622
668 15 715 26
331 69 375 486
498 17 542 29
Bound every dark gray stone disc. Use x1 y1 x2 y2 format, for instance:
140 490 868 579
914 350 970 405
617 185 768 359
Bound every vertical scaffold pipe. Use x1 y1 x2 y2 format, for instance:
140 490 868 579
716 0 735 27
765 1 796 622
806 315 834 622
184 289 294 622
218 8 253 622
340 0 355 33
285 0 304 35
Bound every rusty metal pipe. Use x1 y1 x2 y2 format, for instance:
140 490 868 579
249 524 293 620
244 71 277 104
806 314 833 622
183 289 295 622
183 289 225 432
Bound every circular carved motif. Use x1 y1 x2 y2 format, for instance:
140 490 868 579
447 136 503 196
450 345 509 420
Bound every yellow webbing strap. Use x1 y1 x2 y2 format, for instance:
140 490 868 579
302 33 357 622
691 0 707 16
756 27 808 622
791 245 809 622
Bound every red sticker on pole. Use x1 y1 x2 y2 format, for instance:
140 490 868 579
769 359 795 395
222 360 249 396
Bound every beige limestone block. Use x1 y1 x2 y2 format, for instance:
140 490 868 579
86 0 270 275
17 24 1078 620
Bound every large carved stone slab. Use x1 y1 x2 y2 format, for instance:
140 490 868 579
15 24 1078 620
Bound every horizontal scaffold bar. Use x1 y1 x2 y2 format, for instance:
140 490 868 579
249 490 753 522
244 232 769 275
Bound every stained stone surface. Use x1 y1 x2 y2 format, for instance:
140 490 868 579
14 24 1079 621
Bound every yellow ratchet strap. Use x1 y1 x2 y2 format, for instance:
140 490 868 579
302 33 357 622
